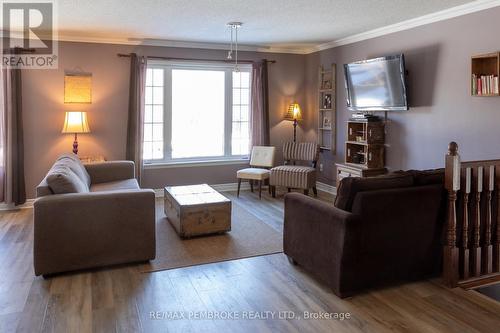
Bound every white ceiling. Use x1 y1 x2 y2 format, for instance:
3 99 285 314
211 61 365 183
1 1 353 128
56 0 487 52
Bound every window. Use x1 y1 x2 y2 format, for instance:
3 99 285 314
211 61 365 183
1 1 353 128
144 62 251 164
232 71 251 156
144 68 164 160
171 69 225 158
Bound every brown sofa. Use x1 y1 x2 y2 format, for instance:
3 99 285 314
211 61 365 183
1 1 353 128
34 154 155 276
283 170 445 298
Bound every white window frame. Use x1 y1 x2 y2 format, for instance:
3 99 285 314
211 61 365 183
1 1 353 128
144 60 252 166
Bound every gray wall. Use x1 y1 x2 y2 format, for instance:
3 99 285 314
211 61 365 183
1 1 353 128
306 7 500 185
23 42 306 198
22 6 500 197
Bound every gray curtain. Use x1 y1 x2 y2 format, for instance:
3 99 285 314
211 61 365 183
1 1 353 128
126 53 147 184
0 65 26 205
250 60 270 147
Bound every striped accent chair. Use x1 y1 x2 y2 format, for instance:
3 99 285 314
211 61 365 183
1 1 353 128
270 142 320 197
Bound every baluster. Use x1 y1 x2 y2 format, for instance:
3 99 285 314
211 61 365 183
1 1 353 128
443 142 460 287
472 166 483 277
495 165 500 272
462 168 471 279
483 165 494 274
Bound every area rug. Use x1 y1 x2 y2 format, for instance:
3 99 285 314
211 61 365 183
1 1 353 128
142 201 283 273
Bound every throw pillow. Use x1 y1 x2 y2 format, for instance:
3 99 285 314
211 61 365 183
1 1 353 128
57 153 91 187
46 164 89 194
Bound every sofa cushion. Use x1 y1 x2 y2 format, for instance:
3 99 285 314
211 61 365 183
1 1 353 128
392 168 444 186
335 174 414 212
56 153 91 187
237 168 271 180
36 178 53 197
414 169 444 186
46 165 90 194
90 179 140 192
270 165 316 189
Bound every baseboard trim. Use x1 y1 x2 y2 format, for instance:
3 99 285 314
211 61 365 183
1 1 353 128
211 182 252 193
0 199 35 211
316 181 337 195
4 181 336 211
155 181 336 198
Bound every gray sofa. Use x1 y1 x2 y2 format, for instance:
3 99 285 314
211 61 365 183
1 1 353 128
34 154 156 276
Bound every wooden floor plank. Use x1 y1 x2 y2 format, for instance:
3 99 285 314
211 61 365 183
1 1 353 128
110 267 143 333
15 278 51 333
134 267 192 333
371 286 482 333
0 312 21 333
168 273 218 332
91 270 115 310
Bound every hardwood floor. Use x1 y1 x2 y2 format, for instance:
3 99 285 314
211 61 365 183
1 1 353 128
224 187 334 233
1 190 500 333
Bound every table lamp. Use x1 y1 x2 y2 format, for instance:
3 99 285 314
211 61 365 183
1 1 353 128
61 111 91 154
284 102 302 142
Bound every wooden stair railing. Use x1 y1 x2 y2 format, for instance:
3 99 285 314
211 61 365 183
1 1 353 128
444 142 500 288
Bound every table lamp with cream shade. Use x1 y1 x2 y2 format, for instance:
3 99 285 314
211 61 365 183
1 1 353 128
62 111 91 154
284 102 302 142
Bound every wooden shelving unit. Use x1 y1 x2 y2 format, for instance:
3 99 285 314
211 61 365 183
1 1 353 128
335 118 386 187
344 120 385 169
318 64 336 153
471 52 499 96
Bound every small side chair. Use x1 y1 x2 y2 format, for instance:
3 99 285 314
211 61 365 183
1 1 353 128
237 146 276 199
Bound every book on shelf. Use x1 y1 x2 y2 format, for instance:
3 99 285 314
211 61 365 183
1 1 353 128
472 74 499 95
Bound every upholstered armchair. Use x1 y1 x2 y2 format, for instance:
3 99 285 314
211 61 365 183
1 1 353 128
270 142 320 197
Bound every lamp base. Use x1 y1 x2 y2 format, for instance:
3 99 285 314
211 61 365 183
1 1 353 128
73 133 79 154
293 119 298 143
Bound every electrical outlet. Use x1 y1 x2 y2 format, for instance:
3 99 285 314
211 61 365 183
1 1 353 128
319 163 323 172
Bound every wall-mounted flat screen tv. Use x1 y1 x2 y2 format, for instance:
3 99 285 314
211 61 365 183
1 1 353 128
344 54 408 111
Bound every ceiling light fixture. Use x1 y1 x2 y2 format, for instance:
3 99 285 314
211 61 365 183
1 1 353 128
226 22 242 72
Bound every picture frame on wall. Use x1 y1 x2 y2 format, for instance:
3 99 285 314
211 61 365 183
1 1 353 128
323 117 331 129
322 79 332 90
64 73 92 103
322 94 332 109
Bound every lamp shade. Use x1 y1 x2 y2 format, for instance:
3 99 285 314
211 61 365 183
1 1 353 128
285 103 302 121
61 111 91 134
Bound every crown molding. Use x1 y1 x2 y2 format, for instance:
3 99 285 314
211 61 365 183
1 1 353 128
313 0 500 53
53 34 312 55
0 30 311 54
2 0 499 55
131 38 311 55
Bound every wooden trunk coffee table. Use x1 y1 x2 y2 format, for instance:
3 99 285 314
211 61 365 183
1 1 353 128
164 184 232 238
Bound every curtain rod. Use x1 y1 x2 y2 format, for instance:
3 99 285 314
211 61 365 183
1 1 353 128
2 47 36 54
117 53 276 64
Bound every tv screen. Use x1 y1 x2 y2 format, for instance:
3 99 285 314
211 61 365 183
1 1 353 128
344 54 408 111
